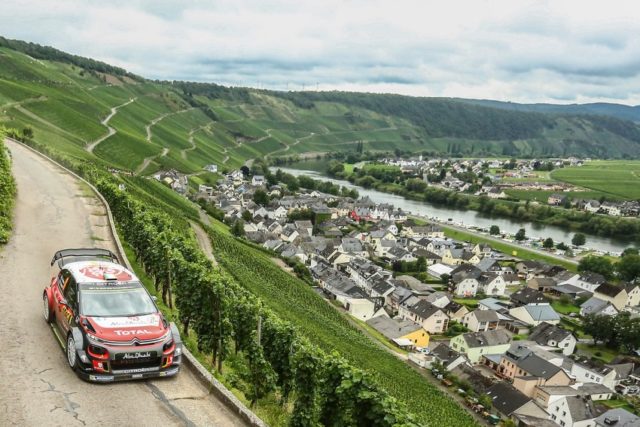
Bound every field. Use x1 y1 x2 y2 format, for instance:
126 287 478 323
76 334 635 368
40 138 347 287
552 161 640 200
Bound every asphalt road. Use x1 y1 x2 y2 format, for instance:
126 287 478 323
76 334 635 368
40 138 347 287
0 140 246 427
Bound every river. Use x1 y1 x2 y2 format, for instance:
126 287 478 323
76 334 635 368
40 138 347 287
271 167 634 254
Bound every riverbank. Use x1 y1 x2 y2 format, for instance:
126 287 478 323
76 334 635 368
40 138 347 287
273 166 633 254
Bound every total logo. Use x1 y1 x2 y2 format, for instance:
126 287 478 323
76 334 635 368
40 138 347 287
79 265 132 281
113 329 153 336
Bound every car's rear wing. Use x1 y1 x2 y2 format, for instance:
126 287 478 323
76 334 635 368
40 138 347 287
51 248 120 268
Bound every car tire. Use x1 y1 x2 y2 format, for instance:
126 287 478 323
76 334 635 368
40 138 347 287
66 334 78 371
43 292 54 323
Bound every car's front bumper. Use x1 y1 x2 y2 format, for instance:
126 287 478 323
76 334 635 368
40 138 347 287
77 357 181 382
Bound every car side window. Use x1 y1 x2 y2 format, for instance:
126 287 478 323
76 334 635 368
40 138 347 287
58 270 71 293
63 273 78 310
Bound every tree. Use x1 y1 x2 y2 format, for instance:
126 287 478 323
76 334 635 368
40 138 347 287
543 237 554 249
616 253 640 282
572 233 586 247
556 242 568 251
578 255 614 279
231 220 245 237
515 228 526 241
241 210 252 222
252 189 269 206
489 225 500 235
416 256 427 272
582 314 614 346
240 165 250 176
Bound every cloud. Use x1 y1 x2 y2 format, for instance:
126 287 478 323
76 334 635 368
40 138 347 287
1 0 640 104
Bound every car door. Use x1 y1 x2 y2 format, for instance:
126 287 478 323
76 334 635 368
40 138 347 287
55 270 77 334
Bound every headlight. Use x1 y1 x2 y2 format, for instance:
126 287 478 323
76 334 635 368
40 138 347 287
174 345 182 356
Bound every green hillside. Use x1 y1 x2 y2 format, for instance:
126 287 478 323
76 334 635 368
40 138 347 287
2 37 640 180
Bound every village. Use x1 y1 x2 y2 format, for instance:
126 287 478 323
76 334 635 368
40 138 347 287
146 164 640 427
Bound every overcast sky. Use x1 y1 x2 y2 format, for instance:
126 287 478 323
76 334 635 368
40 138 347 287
2 0 640 104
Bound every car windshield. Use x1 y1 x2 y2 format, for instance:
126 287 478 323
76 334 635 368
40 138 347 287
80 286 156 317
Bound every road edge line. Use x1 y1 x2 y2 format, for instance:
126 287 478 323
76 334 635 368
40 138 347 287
7 138 267 427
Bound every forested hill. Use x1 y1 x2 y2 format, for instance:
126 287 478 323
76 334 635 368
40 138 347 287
458 98 640 123
271 91 640 158
2 35 640 163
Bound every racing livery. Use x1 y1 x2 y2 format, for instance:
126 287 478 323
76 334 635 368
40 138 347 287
42 248 182 382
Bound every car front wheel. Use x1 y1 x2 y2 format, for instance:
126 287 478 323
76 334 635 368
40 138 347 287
66 334 78 370
43 292 54 323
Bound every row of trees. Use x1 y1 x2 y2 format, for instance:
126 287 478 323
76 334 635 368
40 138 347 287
583 312 640 353
0 134 17 243
578 249 640 281
95 178 417 425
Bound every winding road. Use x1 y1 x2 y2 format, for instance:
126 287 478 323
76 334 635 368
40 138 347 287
86 98 136 153
0 139 247 426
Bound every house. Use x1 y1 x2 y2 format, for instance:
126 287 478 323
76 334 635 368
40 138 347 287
528 322 577 355
479 297 512 313
499 348 571 396
580 297 619 317
449 329 512 363
399 300 449 334
487 187 508 199
560 272 607 293
584 200 601 213
515 260 546 278
548 193 568 206
444 301 469 321
510 288 549 306
366 315 429 349
527 277 557 293
595 408 640 427
477 273 506 296
509 304 560 326
462 309 501 332
251 175 265 186
548 395 601 427
485 382 549 419
476 257 502 273
294 220 314 237
533 384 613 410
450 264 482 297
427 263 454 279
593 283 628 311
429 343 468 371
625 283 640 307
570 359 619 391
442 248 481 265
204 164 218 173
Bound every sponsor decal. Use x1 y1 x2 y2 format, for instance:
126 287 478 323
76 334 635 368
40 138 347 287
114 367 159 374
79 265 132 282
113 329 154 336
89 375 114 382
122 352 152 360
92 314 159 329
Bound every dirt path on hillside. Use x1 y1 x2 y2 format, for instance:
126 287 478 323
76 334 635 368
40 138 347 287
0 140 247 427
86 97 136 153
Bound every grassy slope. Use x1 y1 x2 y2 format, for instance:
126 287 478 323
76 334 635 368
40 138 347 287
209 227 477 426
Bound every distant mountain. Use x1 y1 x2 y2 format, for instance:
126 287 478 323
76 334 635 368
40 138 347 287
1 35 640 163
456 98 640 123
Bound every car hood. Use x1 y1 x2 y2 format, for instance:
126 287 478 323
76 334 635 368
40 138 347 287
87 313 167 341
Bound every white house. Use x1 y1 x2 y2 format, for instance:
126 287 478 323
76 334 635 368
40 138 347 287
508 304 560 326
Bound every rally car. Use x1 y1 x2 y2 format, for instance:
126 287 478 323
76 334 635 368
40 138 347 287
42 248 182 382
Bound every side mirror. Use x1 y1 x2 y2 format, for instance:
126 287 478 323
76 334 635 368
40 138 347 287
151 296 158 302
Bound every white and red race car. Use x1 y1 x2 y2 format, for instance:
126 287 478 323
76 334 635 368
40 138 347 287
43 248 182 382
